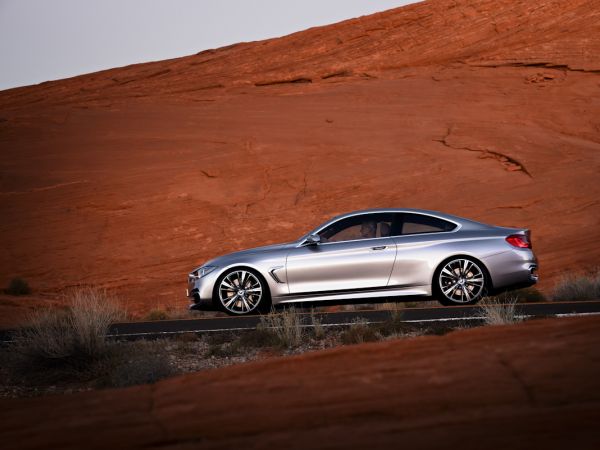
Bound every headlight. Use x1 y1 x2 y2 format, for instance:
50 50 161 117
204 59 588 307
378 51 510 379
191 266 217 278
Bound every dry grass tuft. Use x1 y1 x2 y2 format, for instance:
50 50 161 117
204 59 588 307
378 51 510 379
10 287 125 382
259 307 304 348
7 288 173 388
68 287 124 353
377 303 410 336
145 309 170 321
341 319 380 345
310 308 326 339
478 296 521 326
551 269 600 301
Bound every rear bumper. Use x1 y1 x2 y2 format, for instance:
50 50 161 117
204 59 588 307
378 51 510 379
482 249 538 289
528 264 539 283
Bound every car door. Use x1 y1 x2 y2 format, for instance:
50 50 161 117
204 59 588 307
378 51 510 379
285 213 397 294
388 212 460 287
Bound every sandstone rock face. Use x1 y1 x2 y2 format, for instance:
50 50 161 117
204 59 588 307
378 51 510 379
0 0 599 317
2 316 599 449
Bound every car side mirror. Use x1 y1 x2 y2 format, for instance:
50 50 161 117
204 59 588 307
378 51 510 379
305 234 321 245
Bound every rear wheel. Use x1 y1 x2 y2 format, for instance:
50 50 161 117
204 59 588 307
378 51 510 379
214 268 270 315
434 257 488 306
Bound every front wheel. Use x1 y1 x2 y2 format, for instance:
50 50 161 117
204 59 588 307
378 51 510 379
214 268 270 315
434 257 488 306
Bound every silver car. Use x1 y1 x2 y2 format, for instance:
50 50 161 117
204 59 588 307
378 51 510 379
187 209 538 315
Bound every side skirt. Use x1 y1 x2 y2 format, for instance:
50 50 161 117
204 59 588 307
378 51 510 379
274 285 431 305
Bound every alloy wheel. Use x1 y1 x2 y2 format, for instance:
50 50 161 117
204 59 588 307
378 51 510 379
438 258 485 304
218 270 263 314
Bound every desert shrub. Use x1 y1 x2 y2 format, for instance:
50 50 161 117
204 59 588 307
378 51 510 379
259 307 304 348
377 304 410 336
11 309 78 379
238 327 280 348
68 287 123 352
97 340 172 388
478 296 521 326
10 287 122 382
6 277 31 296
341 319 380 345
551 270 600 301
146 309 169 321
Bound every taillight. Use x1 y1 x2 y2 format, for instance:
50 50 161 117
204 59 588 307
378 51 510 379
506 233 531 249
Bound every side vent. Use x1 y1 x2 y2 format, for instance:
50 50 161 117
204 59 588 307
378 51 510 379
269 266 286 283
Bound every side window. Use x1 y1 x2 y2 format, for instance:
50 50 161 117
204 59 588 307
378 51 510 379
319 213 395 243
401 213 457 235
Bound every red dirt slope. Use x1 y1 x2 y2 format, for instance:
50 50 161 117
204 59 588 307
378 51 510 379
0 0 599 318
2 316 600 449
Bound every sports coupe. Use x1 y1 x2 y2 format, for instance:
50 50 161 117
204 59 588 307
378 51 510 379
187 209 538 315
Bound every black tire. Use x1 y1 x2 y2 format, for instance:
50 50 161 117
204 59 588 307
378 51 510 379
213 267 271 315
433 256 490 306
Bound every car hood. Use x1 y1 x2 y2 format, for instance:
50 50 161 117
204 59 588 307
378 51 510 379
199 242 296 269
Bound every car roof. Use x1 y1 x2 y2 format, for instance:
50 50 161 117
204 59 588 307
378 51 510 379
309 208 494 234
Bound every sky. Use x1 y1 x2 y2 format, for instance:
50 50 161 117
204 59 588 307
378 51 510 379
0 0 417 91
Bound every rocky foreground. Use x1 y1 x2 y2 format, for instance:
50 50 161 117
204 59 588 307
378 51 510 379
1 315 599 449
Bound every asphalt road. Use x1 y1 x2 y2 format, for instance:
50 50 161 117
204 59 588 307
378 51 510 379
105 301 600 338
2 301 598 342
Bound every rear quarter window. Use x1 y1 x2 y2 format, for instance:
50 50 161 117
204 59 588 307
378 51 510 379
401 213 457 235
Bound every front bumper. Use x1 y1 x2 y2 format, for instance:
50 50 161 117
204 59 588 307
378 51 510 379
187 287 201 303
186 269 220 305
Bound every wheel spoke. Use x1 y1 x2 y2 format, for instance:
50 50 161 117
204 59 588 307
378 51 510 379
441 268 456 278
224 294 239 308
462 286 472 301
443 282 458 295
245 287 261 293
462 260 470 276
226 273 238 288
221 280 236 290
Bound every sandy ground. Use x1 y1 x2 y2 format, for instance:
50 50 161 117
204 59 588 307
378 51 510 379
0 0 599 321
1 315 599 449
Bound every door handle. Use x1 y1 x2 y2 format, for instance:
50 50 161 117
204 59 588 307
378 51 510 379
371 246 387 250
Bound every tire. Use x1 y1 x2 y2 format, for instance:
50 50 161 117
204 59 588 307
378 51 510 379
213 267 271 315
433 256 489 306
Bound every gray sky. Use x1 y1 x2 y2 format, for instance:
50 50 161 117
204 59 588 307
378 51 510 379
0 0 416 91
